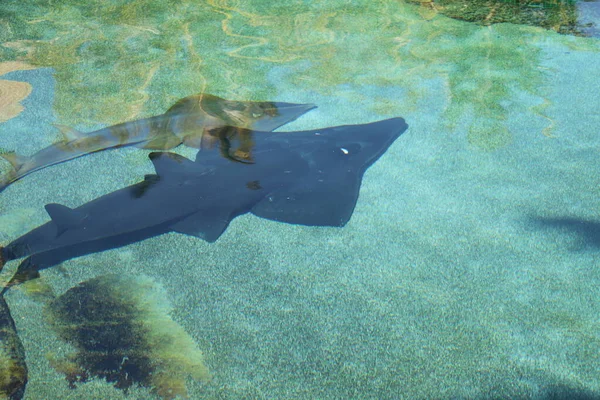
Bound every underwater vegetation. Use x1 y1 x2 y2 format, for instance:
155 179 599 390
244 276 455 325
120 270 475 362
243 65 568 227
0 295 27 400
44 274 209 399
406 0 594 36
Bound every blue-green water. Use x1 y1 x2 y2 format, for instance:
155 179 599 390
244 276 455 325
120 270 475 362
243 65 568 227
0 1 599 399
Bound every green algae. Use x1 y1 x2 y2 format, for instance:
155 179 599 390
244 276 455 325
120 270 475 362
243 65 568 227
0 0 598 150
45 274 209 399
406 0 585 36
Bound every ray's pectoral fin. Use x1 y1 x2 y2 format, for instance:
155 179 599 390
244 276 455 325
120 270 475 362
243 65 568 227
170 210 232 243
252 176 361 227
253 118 408 227
252 147 366 227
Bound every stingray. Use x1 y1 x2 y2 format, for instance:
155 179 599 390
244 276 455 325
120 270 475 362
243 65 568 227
0 93 316 192
0 118 408 287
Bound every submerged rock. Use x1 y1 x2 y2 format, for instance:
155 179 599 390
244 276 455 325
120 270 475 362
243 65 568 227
45 274 209 399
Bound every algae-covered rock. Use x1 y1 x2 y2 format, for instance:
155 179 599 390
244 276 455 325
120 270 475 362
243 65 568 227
45 274 209 399
0 295 27 400
406 0 591 36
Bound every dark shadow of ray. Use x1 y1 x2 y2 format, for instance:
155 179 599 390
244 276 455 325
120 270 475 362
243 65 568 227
531 217 600 249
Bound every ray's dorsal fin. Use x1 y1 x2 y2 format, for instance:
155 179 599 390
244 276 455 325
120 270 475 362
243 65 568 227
52 124 84 142
149 152 196 178
45 203 87 236
0 151 27 171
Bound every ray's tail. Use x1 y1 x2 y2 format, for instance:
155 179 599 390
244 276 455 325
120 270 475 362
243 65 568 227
0 246 5 270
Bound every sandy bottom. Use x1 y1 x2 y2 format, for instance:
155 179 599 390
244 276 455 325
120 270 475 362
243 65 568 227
0 41 599 399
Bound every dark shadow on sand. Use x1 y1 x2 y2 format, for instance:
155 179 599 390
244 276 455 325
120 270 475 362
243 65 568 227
530 217 600 249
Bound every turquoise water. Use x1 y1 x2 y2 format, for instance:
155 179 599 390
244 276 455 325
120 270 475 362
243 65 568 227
0 1 599 399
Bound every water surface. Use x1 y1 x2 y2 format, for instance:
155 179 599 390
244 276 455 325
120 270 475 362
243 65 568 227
0 1 599 398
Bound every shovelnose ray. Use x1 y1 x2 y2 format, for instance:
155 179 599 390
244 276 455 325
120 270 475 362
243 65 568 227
0 118 408 287
0 93 316 192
